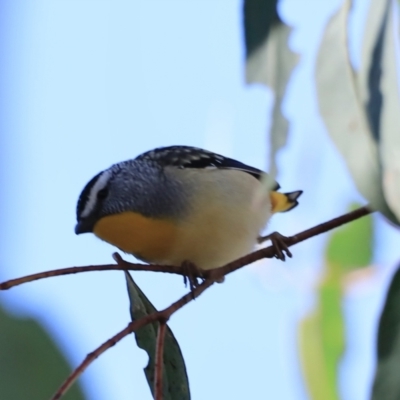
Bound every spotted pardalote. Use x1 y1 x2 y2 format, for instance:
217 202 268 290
75 146 302 269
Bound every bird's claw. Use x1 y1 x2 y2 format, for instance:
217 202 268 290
258 232 292 261
181 260 205 297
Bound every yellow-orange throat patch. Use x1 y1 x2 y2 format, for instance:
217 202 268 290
270 191 292 213
93 212 178 262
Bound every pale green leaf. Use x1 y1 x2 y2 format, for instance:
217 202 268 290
315 0 398 224
378 1 400 222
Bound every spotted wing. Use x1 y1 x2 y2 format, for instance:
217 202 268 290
136 145 279 187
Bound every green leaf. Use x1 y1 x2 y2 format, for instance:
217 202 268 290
299 271 344 400
0 304 86 400
125 272 190 400
326 203 373 272
315 0 399 224
371 264 400 400
319 271 345 388
300 203 373 400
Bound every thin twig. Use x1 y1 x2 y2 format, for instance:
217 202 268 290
0 206 372 291
154 322 167 400
206 205 372 280
258 206 372 245
51 278 214 400
51 320 146 400
0 262 184 291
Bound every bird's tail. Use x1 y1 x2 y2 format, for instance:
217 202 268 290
270 190 303 213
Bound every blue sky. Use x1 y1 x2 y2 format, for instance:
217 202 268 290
1 1 400 399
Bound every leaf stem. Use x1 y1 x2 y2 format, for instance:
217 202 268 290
154 322 167 400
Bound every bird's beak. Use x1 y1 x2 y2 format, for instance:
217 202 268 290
75 220 93 235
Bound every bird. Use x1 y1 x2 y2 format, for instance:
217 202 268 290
75 145 302 281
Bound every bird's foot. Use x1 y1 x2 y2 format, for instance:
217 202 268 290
257 231 292 261
181 260 205 296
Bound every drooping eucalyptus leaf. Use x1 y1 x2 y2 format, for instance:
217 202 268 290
125 272 190 400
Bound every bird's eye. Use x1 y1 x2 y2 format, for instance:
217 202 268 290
97 188 108 200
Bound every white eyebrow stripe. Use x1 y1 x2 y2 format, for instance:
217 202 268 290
80 170 112 218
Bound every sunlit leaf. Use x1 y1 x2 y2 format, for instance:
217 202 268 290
125 272 190 400
300 203 373 400
316 0 399 224
299 271 344 400
0 305 86 400
326 204 373 272
377 1 400 222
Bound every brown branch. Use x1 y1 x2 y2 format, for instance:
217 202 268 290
0 261 184 291
258 205 372 245
0 206 372 291
51 320 146 400
51 278 214 400
50 205 372 400
206 205 372 280
154 322 167 400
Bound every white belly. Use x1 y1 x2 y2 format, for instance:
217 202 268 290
161 168 272 269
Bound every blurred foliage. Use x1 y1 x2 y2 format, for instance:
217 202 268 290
125 272 190 400
299 204 373 400
243 0 298 177
243 0 280 57
0 305 86 400
315 0 400 225
371 264 400 400
326 204 373 272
